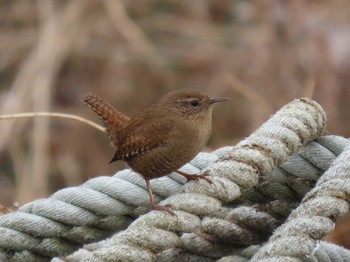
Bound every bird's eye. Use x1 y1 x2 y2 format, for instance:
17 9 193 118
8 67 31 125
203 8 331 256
191 100 199 107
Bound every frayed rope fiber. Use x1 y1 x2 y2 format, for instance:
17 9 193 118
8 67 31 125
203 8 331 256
1 98 349 262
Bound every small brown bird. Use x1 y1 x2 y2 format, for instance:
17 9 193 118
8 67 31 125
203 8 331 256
83 89 230 214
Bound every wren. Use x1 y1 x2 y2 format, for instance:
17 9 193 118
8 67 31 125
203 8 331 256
83 89 230 214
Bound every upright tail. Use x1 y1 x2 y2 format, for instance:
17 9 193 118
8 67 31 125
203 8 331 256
83 93 130 146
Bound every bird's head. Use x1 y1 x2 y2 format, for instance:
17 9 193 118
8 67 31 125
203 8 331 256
158 89 230 121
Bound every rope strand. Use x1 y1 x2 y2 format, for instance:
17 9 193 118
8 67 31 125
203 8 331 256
2 98 347 262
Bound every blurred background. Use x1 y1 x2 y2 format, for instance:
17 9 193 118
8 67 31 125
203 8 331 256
0 0 350 248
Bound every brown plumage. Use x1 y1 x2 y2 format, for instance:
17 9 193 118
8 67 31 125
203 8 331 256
83 93 130 146
83 89 230 214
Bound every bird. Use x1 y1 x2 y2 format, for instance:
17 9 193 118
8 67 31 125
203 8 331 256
83 89 230 214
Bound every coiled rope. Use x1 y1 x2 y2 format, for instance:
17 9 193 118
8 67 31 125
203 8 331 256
250 143 350 261
0 98 348 261
218 242 350 262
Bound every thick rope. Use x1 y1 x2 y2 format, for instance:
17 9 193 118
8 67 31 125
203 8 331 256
218 241 350 262
56 98 326 261
61 138 350 262
61 139 350 262
190 136 350 253
0 98 336 261
60 240 350 262
250 144 350 261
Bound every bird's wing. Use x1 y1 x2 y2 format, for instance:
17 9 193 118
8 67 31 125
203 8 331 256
83 93 130 146
110 122 172 162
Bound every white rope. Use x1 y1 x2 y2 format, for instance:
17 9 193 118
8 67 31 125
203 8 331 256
2 98 347 262
0 155 213 260
251 144 350 261
218 242 350 262
65 98 327 261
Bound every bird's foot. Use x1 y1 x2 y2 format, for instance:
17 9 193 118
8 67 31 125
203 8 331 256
176 170 213 184
151 203 176 216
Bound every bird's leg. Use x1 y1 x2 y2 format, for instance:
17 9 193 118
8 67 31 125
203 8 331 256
176 170 213 184
144 178 175 215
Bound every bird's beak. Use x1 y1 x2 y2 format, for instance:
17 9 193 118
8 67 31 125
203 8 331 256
210 97 231 104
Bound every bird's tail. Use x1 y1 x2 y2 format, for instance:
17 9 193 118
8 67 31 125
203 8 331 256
83 93 130 146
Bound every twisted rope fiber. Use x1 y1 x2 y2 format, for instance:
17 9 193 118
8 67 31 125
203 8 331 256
152 136 350 262
0 97 330 261
66 136 350 261
58 98 327 261
0 161 204 260
3 137 346 262
249 144 350 261
217 242 350 262
0 98 326 261
189 136 350 253
0 136 340 261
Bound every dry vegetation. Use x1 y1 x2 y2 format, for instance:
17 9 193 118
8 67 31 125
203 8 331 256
0 0 350 247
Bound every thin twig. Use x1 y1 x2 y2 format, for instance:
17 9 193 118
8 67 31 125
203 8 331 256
302 74 316 98
102 0 164 65
0 112 105 133
31 0 55 202
222 72 274 115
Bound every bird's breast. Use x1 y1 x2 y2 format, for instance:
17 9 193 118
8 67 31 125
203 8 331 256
127 119 212 179
171 118 212 158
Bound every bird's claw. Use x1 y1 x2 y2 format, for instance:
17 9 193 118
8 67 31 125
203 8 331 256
179 171 213 184
151 203 176 216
